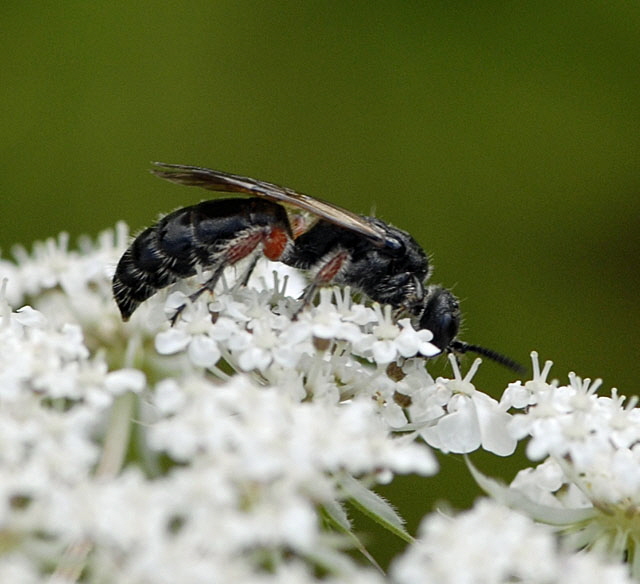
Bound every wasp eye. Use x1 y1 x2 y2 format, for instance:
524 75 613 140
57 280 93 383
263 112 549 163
419 287 461 350
435 312 459 350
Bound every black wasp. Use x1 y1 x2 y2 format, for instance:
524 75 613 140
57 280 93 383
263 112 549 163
113 163 522 372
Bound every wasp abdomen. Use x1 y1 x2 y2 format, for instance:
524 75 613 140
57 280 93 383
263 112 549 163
113 198 292 320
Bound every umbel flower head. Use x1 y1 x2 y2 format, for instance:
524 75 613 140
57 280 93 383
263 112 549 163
0 224 635 582
392 499 633 584
477 352 640 575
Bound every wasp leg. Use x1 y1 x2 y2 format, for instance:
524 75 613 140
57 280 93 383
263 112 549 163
235 254 260 289
169 225 289 325
169 264 227 326
292 249 350 319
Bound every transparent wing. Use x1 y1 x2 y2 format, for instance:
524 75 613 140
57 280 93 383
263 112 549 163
151 162 389 247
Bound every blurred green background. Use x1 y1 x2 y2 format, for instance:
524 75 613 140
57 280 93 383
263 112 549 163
2 1 639 567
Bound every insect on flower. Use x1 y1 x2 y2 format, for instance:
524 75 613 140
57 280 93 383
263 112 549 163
112 163 523 371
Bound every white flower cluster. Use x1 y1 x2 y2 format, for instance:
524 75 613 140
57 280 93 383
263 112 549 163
392 499 633 584
408 356 516 456
0 226 440 581
492 353 640 568
0 224 637 582
0 287 146 581
506 356 640 505
152 278 516 457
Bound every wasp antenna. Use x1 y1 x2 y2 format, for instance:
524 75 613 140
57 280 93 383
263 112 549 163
450 340 526 374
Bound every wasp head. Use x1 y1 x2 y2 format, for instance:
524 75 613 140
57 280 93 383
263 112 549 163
417 286 461 351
